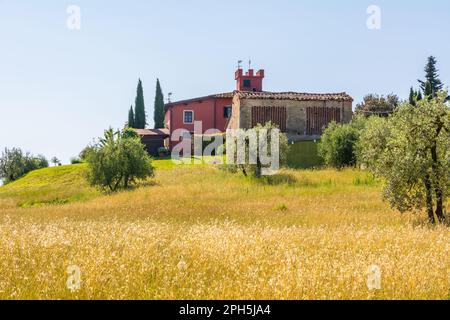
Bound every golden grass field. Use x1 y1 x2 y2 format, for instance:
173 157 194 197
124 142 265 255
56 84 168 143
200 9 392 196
0 161 448 300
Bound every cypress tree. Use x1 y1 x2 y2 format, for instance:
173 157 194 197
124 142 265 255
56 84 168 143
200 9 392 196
418 56 444 96
154 79 165 129
128 106 135 128
134 79 146 129
417 90 423 101
409 87 416 106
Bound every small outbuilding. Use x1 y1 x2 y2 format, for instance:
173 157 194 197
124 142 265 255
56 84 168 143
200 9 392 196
136 128 169 156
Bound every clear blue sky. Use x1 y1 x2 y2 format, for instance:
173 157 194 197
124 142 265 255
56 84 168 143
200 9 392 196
1 0 449 163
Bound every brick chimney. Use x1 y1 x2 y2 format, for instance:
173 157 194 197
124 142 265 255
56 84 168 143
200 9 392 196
235 68 264 92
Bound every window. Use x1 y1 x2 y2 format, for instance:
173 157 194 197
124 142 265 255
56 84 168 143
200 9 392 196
243 79 251 88
224 106 232 118
183 110 194 124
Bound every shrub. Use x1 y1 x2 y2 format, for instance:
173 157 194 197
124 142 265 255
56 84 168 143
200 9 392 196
318 118 365 169
157 147 170 157
70 157 83 165
86 128 154 192
0 148 49 184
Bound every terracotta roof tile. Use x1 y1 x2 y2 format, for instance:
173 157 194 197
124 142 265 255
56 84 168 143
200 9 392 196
165 91 352 110
236 91 353 102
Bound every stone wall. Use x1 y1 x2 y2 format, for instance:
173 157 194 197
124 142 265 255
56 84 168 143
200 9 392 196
237 98 352 131
227 94 241 130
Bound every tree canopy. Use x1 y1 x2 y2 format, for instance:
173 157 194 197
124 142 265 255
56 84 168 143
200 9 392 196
128 106 135 128
0 148 49 184
223 122 290 178
355 94 399 117
418 56 444 96
154 79 165 129
86 128 154 192
358 92 449 224
134 79 147 129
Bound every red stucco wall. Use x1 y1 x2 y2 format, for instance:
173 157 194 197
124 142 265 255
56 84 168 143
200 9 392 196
165 97 232 148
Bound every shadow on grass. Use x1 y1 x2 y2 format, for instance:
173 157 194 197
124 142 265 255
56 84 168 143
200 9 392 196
254 173 299 186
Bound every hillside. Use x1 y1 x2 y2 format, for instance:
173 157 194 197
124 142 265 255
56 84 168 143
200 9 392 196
0 164 96 208
0 162 448 299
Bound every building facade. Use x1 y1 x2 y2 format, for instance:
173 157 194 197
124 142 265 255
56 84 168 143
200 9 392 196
164 68 353 148
228 91 353 141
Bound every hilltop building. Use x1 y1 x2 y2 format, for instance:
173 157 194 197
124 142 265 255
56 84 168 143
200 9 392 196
140 67 353 153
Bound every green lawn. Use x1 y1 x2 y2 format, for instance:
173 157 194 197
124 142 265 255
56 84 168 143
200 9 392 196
287 141 323 169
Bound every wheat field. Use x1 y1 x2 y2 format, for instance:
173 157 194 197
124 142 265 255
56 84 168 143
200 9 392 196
0 163 448 300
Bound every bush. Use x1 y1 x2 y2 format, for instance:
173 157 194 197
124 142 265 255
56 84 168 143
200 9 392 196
86 128 154 192
318 119 365 169
0 148 49 184
70 157 83 165
157 147 170 157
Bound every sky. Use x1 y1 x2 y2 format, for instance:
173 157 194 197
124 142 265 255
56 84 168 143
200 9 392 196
0 0 449 163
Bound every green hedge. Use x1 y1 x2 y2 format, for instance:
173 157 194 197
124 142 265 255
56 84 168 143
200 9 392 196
287 141 323 169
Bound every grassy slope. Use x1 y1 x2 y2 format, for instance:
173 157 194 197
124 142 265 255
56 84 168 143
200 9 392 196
0 162 448 300
0 164 96 208
0 159 180 208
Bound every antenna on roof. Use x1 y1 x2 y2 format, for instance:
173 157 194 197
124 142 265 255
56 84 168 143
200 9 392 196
168 92 173 103
248 59 252 70
237 60 243 69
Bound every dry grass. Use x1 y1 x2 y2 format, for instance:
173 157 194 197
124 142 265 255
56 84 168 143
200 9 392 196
0 164 448 300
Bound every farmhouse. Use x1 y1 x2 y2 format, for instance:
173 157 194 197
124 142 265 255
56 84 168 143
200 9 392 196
160 67 353 150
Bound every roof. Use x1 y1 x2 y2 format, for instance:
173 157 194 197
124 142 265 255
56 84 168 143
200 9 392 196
165 92 234 109
165 91 353 111
135 128 170 137
236 91 353 102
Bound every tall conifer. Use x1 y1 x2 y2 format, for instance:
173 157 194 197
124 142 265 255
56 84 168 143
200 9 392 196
134 79 146 129
128 106 135 128
154 79 165 129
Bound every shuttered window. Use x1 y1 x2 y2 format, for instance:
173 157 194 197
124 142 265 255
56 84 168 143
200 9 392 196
306 107 341 135
251 106 287 132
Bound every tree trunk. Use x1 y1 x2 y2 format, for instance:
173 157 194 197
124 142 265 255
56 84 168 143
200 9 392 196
424 175 435 224
430 132 446 224
435 187 446 223
240 165 248 177
255 156 262 178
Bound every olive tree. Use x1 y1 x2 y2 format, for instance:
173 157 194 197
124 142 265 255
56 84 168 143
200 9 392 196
223 122 290 178
86 128 154 192
358 92 449 224
0 148 48 184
